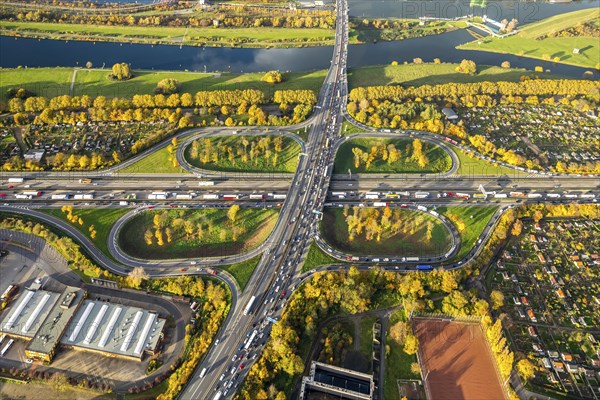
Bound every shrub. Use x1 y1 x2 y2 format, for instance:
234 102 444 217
455 59 477 75
109 63 132 81
155 78 181 95
261 70 285 84
501 61 511 69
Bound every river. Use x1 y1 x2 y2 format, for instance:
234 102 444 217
1 0 598 78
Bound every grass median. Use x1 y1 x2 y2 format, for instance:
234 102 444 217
320 207 452 257
117 207 278 259
41 207 129 262
436 205 498 261
334 137 452 174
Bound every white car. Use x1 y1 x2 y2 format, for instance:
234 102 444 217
25 359 33 364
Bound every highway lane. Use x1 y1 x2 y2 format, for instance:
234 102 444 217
181 1 351 397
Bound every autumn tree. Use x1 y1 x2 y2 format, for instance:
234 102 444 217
227 204 240 222
455 59 477 75
404 333 419 355
261 71 285 84
516 359 537 381
110 63 132 81
155 78 181 95
127 266 149 289
490 290 505 310
511 219 523 236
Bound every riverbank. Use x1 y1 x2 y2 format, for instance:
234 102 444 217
0 21 337 48
0 67 328 101
458 9 600 69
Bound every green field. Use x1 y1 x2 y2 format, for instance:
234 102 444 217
42 207 130 261
184 135 301 173
458 9 600 69
384 309 420 400
321 207 451 257
359 314 378 362
455 149 525 176
222 255 261 291
301 240 341 272
118 208 278 259
0 67 327 101
341 119 367 136
347 62 569 90
0 20 335 48
334 137 452 174
436 205 497 260
119 146 190 174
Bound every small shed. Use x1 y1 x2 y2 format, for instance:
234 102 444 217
442 107 459 120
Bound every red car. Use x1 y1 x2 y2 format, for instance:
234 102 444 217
180 268 186 272
239 363 245 370
400 204 408 208
147 205 154 209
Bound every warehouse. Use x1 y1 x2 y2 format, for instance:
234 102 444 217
61 300 166 360
0 286 165 362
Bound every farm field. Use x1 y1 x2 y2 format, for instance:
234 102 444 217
413 318 506 400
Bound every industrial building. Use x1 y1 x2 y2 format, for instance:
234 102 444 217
300 362 375 400
61 299 166 360
0 285 165 362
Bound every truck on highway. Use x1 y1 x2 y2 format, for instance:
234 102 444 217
546 193 561 198
249 194 266 200
205 268 218 275
148 194 167 200
454 192 471 199
74 194 94 200
402 257 419 262
119 201 128 206
330 192 346 197
527 193 543 198
273 194 286 200
494 193 508 198
79 178 92 184
244 329 258 350
416 265 433 271
473 193 486 199
564 194 578 198
397 191 411 197
15 194 31 199
23 191 41 197
223 194 240 200
243 296 256 316
51 194 72 200
417 205 428 212
414 192 430 199
203 194 220 200
509 192 525 198
580 193 596 199
430 210 439 217
198 181 215 186
213 391 222 400
365 192 380 200
373 202 388 207
7 178 23 183
176 193 196 200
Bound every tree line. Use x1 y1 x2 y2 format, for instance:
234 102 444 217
351 138 429 169
188 136 287 168
1 6 336 29
343 205 436 243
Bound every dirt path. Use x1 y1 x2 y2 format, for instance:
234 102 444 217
69 68 78 96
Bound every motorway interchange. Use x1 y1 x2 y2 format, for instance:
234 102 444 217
1 0 599 398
